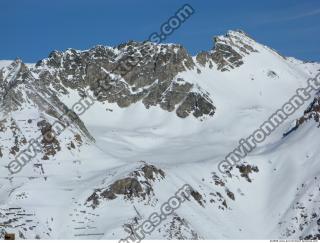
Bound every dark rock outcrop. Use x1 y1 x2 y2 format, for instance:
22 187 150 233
86 163 165 209
196 30 258 71
33 41 215 119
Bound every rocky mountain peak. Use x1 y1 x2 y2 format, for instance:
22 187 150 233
1 28 320 240
31 39 215 119
0 60 36 111
196 29 259 71
0 59 28 85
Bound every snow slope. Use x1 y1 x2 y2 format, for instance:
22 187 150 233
1 30 320 240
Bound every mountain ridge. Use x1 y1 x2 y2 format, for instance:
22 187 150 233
1 30 320 240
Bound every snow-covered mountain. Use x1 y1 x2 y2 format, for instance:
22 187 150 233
1 30 320 240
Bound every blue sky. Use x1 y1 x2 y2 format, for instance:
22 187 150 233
1 0 319 62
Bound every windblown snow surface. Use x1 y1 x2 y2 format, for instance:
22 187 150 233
1 30 320 240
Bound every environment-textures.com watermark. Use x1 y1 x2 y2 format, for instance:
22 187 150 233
7 82 114 174
112 3 195 78
218 73 320 173
7 3 195 175
119 184 193 243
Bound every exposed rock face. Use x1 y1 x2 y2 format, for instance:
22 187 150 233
1 29 320 240
278 177 320 239
0 60 33 111
165 214 201 240
0 60 94 171
86 163 165 209
267 70 279 79
190 190 205 207
284 94 320 137
176 91 215 118
196 30 258 71
37 120 61 160
236 163 259 183
141 164 165 180
298 96 320 125
33 41 215 119
0 118 28 157
0 31 262 123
